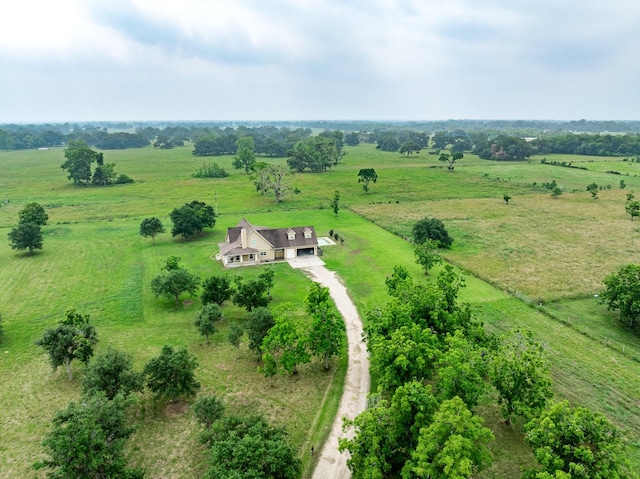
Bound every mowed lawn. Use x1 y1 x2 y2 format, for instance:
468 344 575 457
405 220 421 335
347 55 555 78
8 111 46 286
2 143 640 476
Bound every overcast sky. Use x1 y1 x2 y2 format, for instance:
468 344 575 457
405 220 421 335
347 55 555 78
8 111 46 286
1 0 638 123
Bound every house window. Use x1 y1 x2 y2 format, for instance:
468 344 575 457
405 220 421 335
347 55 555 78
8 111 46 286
249 254 254 260
260 251 267 256
251 238 256 247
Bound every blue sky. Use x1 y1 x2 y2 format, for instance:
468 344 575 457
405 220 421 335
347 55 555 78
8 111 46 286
1 0 638 122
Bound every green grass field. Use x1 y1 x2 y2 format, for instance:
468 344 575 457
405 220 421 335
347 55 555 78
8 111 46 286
2 142 640 477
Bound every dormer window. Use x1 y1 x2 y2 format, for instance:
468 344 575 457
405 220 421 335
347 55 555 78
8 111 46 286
304 228 312 239
287 229 296 241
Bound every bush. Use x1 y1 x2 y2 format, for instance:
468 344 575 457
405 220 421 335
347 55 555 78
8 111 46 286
115 174 134 184
192 163 229 178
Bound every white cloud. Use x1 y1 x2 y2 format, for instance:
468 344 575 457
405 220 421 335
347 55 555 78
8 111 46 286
0 0 639 121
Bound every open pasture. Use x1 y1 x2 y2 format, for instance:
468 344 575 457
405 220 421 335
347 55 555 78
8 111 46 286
2 141 640 476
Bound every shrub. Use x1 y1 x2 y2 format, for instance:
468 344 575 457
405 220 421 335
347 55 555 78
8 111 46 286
115 174 134 184
192 163 229 178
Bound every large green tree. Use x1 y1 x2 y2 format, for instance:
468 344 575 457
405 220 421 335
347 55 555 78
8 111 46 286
524 401 631 479
18 202 48 225
35 307 98 381
490 328 552 425
600 263 640 328
61 139 103 185
82 347 144 400
8 222 43 254
35 392 144 479
144 345 200 402
169 200 216 239
403 397 494 479
369 323 440 393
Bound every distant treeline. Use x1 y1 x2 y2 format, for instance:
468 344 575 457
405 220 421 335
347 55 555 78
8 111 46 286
2 121 640 159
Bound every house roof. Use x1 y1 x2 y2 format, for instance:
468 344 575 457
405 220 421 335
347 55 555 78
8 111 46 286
218 218 318 256
260 225 317 248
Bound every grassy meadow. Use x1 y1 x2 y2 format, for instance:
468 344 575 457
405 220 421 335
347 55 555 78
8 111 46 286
1 141 640 477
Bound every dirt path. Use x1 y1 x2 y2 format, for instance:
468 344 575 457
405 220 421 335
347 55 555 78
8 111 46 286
300 264 370 479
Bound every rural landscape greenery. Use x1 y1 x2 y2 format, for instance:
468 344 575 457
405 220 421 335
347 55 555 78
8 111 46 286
2 121 640 478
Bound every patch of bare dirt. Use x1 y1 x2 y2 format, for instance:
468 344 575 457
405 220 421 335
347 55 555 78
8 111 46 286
163 401 189 418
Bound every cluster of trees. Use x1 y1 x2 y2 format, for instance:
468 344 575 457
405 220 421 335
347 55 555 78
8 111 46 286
7 202 47 254
473 134 534 161
192 126 312 157
139 200 216 245
259 282 345 377
61 140 134 186
34 307 203 478
287 135 342 172
339 264 631 478
194 267 344 375
194 395 301 479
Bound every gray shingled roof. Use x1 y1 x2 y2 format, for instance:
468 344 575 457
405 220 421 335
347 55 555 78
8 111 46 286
218 219 317 256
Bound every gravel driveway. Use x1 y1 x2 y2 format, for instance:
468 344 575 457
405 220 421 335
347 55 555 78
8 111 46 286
297 263 370 479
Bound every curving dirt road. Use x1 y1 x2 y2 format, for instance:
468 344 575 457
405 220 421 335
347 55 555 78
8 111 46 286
299 263 370 479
